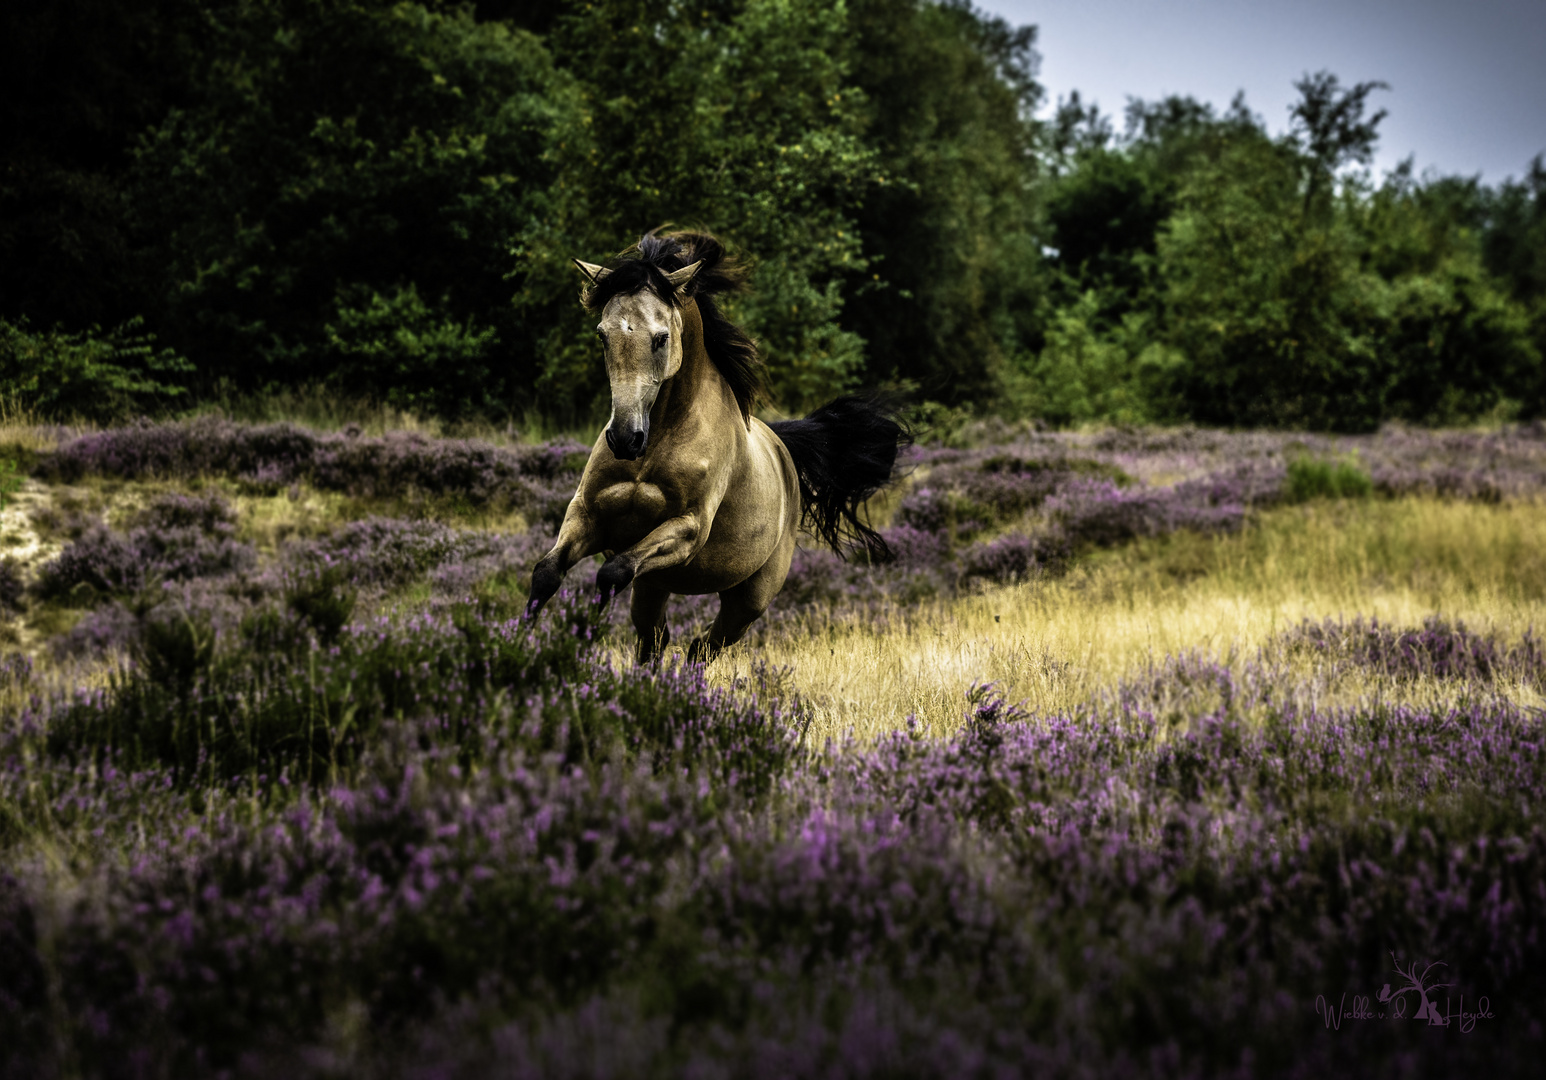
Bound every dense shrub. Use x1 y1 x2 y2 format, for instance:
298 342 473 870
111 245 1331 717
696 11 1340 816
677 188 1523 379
0 317 191 420
1285 456 1375 501
1284 615 1544 684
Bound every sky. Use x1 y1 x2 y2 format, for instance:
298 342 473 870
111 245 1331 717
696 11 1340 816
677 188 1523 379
977 0 1546 184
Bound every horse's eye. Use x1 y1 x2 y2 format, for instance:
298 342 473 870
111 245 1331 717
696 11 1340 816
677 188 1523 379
652 332 669 352
596 328 607 344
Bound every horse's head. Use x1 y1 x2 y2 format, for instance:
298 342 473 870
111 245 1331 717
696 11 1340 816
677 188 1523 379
575 257 702 461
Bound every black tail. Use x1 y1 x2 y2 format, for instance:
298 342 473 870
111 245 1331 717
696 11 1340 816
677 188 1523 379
770 394 913 562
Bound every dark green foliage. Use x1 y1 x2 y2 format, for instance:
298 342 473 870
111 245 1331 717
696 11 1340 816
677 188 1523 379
1044 148 1169 303
0 317 193 420
524 0 878 413
138 609 217 687
128 0 575 416
838 0 1042 404
1 0 1541 430
1284 456 1373 502
0 0 204 332
43 587 805 797
1028 78 1544 432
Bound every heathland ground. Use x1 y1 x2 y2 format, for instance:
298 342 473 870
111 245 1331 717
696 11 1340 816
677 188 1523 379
2 411 1543 1077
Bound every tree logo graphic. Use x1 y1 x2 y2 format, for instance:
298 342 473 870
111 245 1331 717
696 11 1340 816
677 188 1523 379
1375 952 1452 1026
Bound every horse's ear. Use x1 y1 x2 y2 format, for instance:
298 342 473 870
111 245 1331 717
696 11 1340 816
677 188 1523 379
573 259 610 284
663 260 702 294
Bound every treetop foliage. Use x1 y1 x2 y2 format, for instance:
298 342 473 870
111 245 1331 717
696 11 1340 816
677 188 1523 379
1 1 1542 430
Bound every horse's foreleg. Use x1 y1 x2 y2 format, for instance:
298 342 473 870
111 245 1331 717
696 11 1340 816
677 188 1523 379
526 503 601 620
594 513 703 608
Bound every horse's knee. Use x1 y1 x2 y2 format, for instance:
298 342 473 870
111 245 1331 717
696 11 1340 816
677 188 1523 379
526 556 564 617
595 556 635 606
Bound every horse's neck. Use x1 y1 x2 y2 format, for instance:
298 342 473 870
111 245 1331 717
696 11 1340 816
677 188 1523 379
650 300 732 432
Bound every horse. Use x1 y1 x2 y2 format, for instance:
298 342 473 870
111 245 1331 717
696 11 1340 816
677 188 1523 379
525 230 910 664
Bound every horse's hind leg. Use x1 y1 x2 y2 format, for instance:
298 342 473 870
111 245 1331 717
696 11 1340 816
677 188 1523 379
630 579 672 665
685 581 766 664
686 540 793 664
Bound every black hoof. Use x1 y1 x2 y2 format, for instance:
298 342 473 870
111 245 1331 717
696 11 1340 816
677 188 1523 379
636 626 670 666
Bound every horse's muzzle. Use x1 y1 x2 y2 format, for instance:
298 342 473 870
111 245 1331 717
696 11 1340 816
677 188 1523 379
606 424 648 460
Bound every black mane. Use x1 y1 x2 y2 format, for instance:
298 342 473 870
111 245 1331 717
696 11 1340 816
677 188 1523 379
583 230 764 419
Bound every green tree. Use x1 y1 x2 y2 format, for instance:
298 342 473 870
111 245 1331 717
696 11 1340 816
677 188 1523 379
518 0 876 415
130 0 577 415
1480 156 1546 413
1359 164 1540 422
838 0 1043 405
1157 125 1388 429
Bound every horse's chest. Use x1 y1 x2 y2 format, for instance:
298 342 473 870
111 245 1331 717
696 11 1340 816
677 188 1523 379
591 481 670 543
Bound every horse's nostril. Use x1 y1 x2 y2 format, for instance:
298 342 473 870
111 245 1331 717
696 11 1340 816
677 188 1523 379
607 426 647 460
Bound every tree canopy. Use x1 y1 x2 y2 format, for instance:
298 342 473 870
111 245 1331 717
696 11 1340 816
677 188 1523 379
2 0 1542 430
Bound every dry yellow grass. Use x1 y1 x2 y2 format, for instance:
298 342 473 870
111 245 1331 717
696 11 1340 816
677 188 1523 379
0 395 71 455
706 497 1546 744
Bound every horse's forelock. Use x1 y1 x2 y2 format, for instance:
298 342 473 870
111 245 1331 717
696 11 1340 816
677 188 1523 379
583 258 680 313
584 230 740 312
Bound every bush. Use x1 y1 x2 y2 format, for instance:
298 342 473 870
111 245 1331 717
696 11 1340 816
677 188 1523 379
0 317 191 421
1285 456 1374 501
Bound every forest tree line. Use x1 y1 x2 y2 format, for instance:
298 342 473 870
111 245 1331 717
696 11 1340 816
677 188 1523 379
3 0 1544 430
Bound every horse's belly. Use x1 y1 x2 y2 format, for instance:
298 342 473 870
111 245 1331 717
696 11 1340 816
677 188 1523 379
656 485 794 595
652 529 774 595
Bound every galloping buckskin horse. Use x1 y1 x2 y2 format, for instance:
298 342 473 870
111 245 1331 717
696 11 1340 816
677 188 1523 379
525 230 910 663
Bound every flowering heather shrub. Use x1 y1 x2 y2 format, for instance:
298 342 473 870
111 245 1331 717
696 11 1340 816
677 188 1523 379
44 416 320 484
958 531 1064 584
1045 476 1250 550
50 603 142 659
427 528 555 599
134 526 257 584
33 525 144 599
35 589 805 792
37 504 560 662
41 417 589 521
35 519 257 602
31 420 1546 628
0 651 31 688
131 490 239 532
892 485 951 533
9 422 1546 1074
1284 616 1544 684
895 455 1131 538
7 640 1544 1075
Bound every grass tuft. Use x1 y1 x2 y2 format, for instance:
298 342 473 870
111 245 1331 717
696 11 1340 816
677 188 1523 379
1285 454 1374 501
